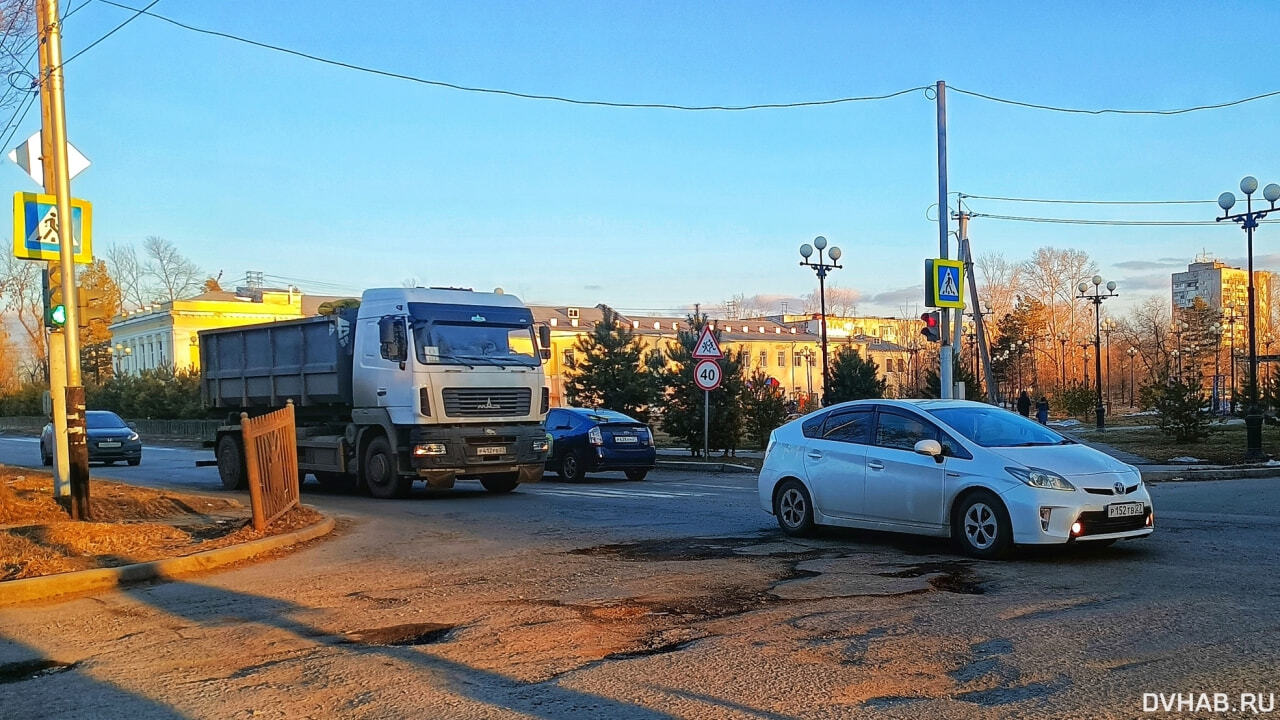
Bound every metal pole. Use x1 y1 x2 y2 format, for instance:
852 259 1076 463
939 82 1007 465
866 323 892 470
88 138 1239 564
1105 331 1112 413
958 212 996 402
1245 205 1263 459
818 262 829 405
703 389 709 459
1094 303 1105 431
935 80 952 399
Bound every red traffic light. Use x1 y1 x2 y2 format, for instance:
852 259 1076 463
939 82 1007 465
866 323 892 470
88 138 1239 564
920 311 941 342
920 312 938 328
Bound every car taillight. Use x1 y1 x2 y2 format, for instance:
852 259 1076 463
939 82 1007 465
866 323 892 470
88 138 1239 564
419 387 431 416
588 426 603 446
645 427 654 447
540 386 549 414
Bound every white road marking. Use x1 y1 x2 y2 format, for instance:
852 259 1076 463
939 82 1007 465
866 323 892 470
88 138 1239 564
533 486 710 499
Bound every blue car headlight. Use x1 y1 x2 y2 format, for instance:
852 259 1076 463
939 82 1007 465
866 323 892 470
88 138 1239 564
1006 466 1075 491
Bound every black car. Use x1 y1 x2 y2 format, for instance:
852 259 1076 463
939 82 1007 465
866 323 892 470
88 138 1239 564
545 407 657 482
41 410 143 466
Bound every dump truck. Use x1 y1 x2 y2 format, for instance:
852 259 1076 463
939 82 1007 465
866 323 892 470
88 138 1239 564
199 287 550 498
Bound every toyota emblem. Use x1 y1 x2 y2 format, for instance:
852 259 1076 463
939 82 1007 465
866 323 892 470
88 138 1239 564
1113 481 1125 495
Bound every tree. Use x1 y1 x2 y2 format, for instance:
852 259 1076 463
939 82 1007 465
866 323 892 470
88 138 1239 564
742 368 788 448
0 3 33 113
143 236 202 302
107 242 149 310
563 308 663 421
923 357 981 400
1148 373 1211 443
0 254 45 367
77 260 123 383
660 314 747 456
203 272 224 293
826 345 886 403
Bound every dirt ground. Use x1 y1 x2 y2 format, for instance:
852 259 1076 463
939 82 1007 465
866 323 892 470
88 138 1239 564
0 466 322 581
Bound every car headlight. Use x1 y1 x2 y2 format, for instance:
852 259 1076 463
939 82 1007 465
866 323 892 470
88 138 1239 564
532 439 549 452
1006 466 1075 491
413 443 448 457
127 432 139 441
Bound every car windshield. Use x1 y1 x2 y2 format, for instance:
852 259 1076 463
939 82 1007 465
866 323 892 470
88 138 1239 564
925 406 1071 448
86 411 127 430
409 304 539 368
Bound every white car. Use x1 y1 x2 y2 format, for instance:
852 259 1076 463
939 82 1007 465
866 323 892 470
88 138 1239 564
758 399 1153 558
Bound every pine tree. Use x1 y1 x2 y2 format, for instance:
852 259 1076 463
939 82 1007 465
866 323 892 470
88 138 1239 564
660 315 746 456
923 358 983 400
742 367 788 448
826 345 887 404
563 308 663 421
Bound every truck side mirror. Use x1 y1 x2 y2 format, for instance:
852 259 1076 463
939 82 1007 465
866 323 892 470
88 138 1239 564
378 316 407 362
538 325 552 360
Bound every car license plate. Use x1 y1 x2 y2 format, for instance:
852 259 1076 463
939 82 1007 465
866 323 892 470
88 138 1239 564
476 446 506 456
98 441 121 448
614 436 638 444
1107 502 1144 518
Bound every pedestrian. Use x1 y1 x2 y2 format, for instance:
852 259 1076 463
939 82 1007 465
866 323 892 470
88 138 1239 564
1035 396 1049 425
1016 390 1031 417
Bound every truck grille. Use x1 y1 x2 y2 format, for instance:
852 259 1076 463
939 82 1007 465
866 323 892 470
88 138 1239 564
441 388 531 417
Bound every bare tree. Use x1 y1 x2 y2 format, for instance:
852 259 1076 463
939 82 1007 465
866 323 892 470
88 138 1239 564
0 254 44 364
143 236 202 303
803 284 859 317
0 1 34 112
106 243 150 310
975 252 1021 333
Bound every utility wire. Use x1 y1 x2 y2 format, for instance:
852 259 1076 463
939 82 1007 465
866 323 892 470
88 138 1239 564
61 0 161 67
960 193 1217 206
969 212 1277 227
949 86 1280 116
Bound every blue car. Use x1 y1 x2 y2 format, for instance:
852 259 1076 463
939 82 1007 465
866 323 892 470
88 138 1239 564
545 408 656 482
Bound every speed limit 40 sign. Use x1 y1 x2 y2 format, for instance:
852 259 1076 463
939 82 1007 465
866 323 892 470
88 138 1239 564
694 359 722 391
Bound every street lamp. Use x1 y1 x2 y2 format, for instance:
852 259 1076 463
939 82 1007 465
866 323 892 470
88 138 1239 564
1057 331 1069 388
1126 346 1139 406
1210 322 1224 413
1077 275 1118 430
800 347 816 404
799 235 842 406
1101 317 1118 412
113 343 132 375
1217 177 1280 460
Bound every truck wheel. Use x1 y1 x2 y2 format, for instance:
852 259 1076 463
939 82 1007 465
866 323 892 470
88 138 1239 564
216 435 246 491
480 473 520 494
363 436 411 499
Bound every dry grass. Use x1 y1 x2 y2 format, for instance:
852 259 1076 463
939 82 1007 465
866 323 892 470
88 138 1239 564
0 466 322 581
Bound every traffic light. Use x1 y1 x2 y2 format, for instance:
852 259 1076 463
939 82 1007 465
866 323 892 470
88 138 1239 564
920 311 941 342
77 284 112 329
42 263 66 328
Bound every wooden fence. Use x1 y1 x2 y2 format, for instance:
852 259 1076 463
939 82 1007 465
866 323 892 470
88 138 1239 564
240 401 300 531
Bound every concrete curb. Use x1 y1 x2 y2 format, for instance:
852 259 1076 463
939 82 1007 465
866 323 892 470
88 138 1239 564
1142 467 1280 482
0 512 335 606
657 460 756 474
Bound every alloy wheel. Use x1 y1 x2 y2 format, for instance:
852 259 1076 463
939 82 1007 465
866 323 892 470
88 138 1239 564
780 488 807 529
964 502 999 550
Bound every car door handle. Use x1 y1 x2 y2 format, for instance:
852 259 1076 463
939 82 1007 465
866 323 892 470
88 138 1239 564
806 450 823 459
867 461 885 471
376 388 387 397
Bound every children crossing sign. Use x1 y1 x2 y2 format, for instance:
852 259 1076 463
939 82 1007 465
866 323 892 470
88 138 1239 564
925 258 965 309
691 325 723 359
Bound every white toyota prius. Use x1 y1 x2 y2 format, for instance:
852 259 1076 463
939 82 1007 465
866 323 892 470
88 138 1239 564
758 399 1153 558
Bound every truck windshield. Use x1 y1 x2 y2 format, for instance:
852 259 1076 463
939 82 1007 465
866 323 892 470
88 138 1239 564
409 303 539 367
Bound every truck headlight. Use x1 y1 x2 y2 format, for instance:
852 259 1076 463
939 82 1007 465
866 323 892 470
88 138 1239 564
532 439 549 452
413 443 447 457
1006 466 1075 491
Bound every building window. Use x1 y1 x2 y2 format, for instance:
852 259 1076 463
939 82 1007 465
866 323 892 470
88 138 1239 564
562 349 575 367
794 355 803 367
758 351 766 367
777 351 785 367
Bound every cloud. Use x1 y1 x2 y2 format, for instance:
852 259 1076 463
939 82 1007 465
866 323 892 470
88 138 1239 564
868 286 921 306
1113 259 1187 271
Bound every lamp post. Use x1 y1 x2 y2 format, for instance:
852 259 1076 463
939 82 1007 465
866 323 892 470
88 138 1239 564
801 347 815 404
1077 275 1118 430
1210 322 1224 414
1101 317 1118 412
799 235 842 406
1127 346 1138 406
996 349 1011 407
1217 177 1279 460
1057 331 1069 388
113 343 132 375
1078 340 1091 386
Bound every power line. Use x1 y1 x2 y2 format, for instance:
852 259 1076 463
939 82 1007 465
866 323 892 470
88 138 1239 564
61 0 162 67
96 1 929 112
960 193 1217 206
949 85 1280 116
969 212 1277 227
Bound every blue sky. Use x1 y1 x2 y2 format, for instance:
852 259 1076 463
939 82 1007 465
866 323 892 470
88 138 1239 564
8 0 1280 316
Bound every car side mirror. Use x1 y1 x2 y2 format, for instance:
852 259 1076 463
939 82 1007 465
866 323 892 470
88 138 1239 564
914 439 944 463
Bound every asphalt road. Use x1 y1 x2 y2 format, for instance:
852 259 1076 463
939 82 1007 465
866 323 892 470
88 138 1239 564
1 433 1279 719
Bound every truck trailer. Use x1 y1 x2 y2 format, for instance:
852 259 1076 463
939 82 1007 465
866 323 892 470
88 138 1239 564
199 287 550 498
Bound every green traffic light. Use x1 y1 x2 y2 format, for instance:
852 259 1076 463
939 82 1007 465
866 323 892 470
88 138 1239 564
49 304 66 327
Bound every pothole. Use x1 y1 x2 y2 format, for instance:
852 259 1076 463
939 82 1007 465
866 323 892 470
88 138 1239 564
0 659 76 684
603 636 703 660
342 623 457 646
568 534 827 562
879 561 986 595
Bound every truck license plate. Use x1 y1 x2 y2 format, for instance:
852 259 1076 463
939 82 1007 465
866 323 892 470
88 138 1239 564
1107 502 1144 518
477 446 506 456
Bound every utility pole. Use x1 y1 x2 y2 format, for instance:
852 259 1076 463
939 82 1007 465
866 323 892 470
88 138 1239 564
956 210 997 402
935 80 952 399
37 0 90 519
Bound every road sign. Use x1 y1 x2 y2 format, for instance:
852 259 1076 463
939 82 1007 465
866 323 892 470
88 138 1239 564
694 359 722 391
12 192 92 263
692 325 723 359
7 131 90 187
925 258 965 309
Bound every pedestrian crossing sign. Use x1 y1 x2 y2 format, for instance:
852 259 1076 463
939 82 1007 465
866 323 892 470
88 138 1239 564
925 258 965 309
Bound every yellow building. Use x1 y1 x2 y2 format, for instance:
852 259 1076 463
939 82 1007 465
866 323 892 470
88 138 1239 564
107 288 342 375
530 305 913 406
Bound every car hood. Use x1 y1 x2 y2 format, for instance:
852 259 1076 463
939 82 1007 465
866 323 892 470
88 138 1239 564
987 443 1130 477
87 427 134 439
